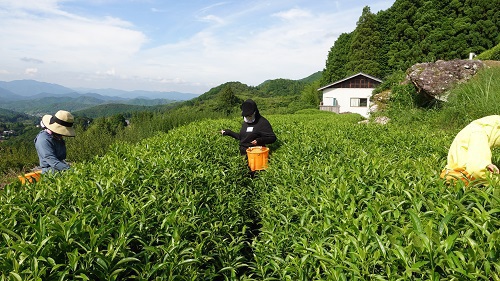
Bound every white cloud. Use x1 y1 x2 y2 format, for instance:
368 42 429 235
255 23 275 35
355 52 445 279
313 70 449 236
21 57 44 64
25 68 38 75
89 3 362 91
101 68 116 76
0 0 396 94
198 2 229 14
273 8 312 20
0 0 147 77
199 14 224 24
101 16 135 28
1 0 60 12
151 7 165 13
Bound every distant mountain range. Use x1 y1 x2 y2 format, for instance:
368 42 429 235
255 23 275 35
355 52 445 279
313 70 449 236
0 79 199 101
0 79 200 115
71 87 198 100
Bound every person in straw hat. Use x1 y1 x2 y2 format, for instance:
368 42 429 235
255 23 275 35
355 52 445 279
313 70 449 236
34 110 76 174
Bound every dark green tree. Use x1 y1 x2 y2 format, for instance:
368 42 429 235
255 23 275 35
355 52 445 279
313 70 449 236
257 79 304 97
322 0 500 83
345 6 382 78
320 32 352 86
108 114 127 133
300 81 322 107
74 116 92 131
216 86 241 116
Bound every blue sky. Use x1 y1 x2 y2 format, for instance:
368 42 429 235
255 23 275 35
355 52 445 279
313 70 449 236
0 0 395 94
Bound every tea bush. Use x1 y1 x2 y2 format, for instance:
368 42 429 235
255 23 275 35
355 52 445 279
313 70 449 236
1 119 253 280
1 111 499 280
251 112 500 280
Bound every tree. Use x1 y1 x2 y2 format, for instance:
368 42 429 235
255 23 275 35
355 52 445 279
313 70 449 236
322 0 500 82
321 32 352 86
216 86 241 116
346 6 382 78
74 116 92 131
108 114 127 134
300 81 322 107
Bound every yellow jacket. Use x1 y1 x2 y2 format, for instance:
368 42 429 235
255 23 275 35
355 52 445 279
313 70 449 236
445 115 500 180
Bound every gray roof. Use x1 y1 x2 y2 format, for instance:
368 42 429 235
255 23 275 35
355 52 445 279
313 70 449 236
317 72 382 91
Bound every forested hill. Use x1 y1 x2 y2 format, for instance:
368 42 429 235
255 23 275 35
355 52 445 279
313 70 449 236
0 108 36 123
183 70 323 116
321 0 500 86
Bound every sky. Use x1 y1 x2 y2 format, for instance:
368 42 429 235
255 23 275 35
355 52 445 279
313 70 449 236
0 0 395 95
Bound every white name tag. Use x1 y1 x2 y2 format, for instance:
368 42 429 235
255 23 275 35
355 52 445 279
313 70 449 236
246 127 254 132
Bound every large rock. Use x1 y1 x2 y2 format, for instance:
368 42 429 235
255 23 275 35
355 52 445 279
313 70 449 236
405 59 486 100
370 90 390 112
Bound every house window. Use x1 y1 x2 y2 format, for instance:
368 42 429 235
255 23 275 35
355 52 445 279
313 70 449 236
350 98 368 107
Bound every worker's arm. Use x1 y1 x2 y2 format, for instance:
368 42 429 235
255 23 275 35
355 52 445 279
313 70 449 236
221 129 240 140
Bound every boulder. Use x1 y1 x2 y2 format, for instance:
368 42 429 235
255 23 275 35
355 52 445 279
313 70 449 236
370 90 391 112
405 59 486 100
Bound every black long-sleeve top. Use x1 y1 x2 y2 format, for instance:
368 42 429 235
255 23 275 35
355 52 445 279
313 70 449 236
223 115 277 155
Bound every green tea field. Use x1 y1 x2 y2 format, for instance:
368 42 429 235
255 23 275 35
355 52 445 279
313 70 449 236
1 111 499 280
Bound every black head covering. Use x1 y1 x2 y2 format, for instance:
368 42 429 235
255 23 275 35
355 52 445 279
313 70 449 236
241 99 258 116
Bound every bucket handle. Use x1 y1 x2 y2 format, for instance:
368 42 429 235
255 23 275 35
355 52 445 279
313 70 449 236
248 146 263 151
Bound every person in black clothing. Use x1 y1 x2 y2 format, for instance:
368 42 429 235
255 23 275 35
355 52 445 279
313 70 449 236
221 99 277 155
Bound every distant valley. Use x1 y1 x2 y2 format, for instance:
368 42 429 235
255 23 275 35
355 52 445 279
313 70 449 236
0 79 199 116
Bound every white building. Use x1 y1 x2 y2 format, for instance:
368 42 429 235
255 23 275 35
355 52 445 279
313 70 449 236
318 72 382 118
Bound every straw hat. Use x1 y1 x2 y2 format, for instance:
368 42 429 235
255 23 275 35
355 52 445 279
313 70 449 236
41 110 76 137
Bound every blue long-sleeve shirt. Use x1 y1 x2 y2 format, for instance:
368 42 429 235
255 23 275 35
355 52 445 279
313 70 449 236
34 130 70 173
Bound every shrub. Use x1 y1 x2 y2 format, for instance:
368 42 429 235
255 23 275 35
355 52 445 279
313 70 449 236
476 42 500 60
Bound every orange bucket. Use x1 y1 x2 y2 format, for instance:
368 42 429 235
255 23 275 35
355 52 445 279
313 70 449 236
246 146 269 171
18 170 42 184
440 168 475 186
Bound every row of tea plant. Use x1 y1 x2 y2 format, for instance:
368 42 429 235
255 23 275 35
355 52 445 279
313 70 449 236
1 110 499 280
